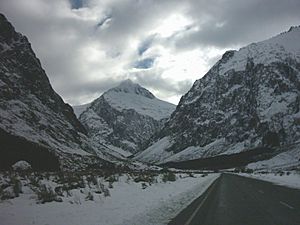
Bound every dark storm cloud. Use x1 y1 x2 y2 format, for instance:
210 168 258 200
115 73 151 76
173 0 300 49
0 0 299 105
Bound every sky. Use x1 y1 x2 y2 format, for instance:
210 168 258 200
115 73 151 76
1 0 300 105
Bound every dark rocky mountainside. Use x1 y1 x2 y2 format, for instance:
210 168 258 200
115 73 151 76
136 26 300 168
78 79 176 155
0 14 112 170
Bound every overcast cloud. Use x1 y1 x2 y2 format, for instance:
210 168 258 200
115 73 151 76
1 0 299 105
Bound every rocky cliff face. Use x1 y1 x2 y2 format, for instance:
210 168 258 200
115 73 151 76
136 26 300 165
0 14 112 170
78 79 176 155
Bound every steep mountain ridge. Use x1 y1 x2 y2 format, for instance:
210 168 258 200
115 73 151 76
135 26 300 167
0 14 113 170
78 79 176 154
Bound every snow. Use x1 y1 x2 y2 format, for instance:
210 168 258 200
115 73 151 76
221 84 242 98
267 26 300 54
122 173 219 225
134 137 173 163
105 144 133 158
219 26 300 76
0 173 219 225
137 137 250 164
103 80 176 120
247 142 300 170
137 137 229 164
220 141 246 155
12 161 31 171
165 146 202 162
72 103 91 118
239 172 300 190
138 26 300 165
257 87 298 122
121 140 137 149
104 91 175 120
164 138 227 163
0 93 93 157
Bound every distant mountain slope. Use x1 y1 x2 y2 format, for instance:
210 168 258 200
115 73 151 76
136 26 300 167
78 79 176 154
73 103 91 118
0 14 113 170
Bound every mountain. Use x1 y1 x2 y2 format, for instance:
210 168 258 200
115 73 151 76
73 103 91 118
0 14 113 170
135 26 300 169
78 79 176 155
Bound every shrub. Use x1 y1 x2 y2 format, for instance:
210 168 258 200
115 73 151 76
141 182 147 189
162 172 176 182
11 177 22 197
85 192 94 201
244 168 254 174
103 187 110 197
86 174 98 186
142 183 148 189
54 186 64 197
133 174 155 184
279 172 284 176
29 175 40 188
37 185 61 204
106 175 118 183
233 168 241 173
189 173 195 177
1 189 14 200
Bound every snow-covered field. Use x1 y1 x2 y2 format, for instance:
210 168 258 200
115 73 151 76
239 172 300 190
246 143 300 171
0 172 219 225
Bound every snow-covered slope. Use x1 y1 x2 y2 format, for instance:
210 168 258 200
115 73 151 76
103 79 175 120
0 14 113 170
136 26 300 167
79 79 176 154
247 142 300 171
73 103 91 118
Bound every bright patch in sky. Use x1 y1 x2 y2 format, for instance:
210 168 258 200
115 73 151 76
153 14 192 38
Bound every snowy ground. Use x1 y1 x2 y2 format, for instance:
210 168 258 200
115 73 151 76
0 172 219 225
239 172 300 190
246 142 300 171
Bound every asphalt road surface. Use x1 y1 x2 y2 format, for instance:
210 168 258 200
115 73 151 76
168 173 300 225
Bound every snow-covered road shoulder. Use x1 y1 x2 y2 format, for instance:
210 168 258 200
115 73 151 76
121 173 219 225
0 172 219 225
238 172 300 190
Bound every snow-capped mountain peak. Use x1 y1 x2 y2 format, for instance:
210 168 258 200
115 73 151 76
217 25 300 77
78 80 176 154
107 79 155 99
135 26 300 169
102 80 175 120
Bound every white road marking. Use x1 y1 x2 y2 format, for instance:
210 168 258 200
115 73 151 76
280 201 294 210
184 178 219 225
258 190 264 194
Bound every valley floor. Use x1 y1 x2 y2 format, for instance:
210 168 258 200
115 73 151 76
0 171 219 225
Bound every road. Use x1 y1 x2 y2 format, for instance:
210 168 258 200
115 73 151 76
168 173 300 225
